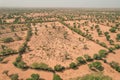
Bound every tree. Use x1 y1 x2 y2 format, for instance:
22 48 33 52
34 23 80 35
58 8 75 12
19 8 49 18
54 64 65 71
93 54 102 60
69 62 77 69
84 54 93 62
76 56 86 64
99 49 107 58
53 74 62 80
26 73 40 80
109 27 116 33
10 74 19 80
88 62 104 71
116 34 120 41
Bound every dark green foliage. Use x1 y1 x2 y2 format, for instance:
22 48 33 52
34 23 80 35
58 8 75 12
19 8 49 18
13 56 27 69
54 64 65 71
109 27 117 33
116 33 120 41
99 49 107 58
76 56 86 64
88 62 104 71
10 74 19 80
53 74 62 80
26 73 40 80
84 54 93 62
69 62 77 69
2 37 14 43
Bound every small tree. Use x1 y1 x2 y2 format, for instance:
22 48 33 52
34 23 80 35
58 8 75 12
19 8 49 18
54 64 65 71
84 54 93 62
10 74 19 80
69 62 77 69
76 56 86 64
53 74 62 80
26 73 40 80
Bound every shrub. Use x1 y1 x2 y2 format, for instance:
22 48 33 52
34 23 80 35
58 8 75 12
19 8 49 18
109 27 116 33
88 62 104 71
54 64 65 71
53 74 62 80
2 37 14 43
69 62 77 69
116 34 120 41
26 73 40 80
84 54 93 62
76 56 86 64
10 74 19 80
93 54 102 60
114 44 120 49
99 49 107 58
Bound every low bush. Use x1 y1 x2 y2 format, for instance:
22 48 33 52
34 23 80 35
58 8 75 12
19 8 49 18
54 64 65 72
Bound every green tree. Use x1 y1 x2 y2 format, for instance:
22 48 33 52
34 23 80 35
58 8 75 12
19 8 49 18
54 64 65 71
69 62 77 69
53 74 62 80
10 74 19 80
76 56 86 64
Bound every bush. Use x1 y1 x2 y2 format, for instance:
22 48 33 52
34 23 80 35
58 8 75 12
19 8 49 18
109 27 116 33
93 54 102 60
69 62 77 69
84 54 93 62
10 74 19 80
54 64 65 71
26 73 40 80
114 44 120 49
88 62 104 71
76 56 86 64
116 34 120 41
2 37 14 43
53 74 62 80
13 56 27 69
99 49 107 58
